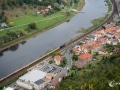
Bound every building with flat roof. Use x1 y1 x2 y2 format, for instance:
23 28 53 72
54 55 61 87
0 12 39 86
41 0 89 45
16 69 49 90
3 87 14 90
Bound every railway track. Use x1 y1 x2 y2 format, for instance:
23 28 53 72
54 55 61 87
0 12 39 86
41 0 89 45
0 0 117 88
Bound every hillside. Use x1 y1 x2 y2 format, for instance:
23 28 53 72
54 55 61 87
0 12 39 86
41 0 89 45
54 44 120 90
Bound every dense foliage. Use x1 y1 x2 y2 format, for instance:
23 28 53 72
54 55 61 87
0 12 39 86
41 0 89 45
0 0 66 10
54 44 120 90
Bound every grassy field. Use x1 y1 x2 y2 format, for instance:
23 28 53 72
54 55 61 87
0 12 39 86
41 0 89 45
0 11 66 35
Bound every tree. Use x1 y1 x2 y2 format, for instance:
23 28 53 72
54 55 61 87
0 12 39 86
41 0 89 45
2 35 11 43
72 54 78 61
8 21 14 27
53 3 61 11
1 3 7 10
28 22 37 29
60 57 67 67
49 60 53 64
6 31 18 39
1 16 8 22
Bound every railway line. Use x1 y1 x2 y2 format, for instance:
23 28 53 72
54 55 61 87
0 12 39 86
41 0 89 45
0 0 118 88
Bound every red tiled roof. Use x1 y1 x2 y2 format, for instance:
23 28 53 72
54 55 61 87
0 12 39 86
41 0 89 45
78 53 92 60
72 48 78 53
50 81 59 86
105 27 118 33
81 43 90 50
54 55 62 61
89 40 102 49
114 32 120 37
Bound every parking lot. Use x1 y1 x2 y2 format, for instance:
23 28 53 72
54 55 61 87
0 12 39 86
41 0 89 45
38 64 63 74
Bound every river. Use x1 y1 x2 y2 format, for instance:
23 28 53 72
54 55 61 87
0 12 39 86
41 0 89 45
0 0 108 78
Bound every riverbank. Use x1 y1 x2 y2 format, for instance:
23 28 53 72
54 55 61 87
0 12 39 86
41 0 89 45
0 0 85 51
77 0 112 34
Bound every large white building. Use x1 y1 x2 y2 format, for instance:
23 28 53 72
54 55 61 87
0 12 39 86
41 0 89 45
16 69 49 90
3 87 14 90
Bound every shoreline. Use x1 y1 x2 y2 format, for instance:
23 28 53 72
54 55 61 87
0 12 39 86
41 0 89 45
0 0 85 51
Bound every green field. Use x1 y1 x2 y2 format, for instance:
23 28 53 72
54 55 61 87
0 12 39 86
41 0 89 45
0 11 66 35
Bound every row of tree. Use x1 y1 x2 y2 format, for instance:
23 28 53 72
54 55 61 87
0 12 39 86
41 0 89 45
0 23 36 45
0 0 67 10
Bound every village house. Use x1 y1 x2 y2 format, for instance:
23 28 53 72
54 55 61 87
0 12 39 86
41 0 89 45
50 81 59 89
45 73 56 80
106 38 119 45
3 87 14 90
112 38 119 45
48 5 52 9
98 48 108 55
113 47 120 53
1 22 7 28
40 8 49 14
118 37 120 42
78 53 92 62
75 53 92 68
80 43 90 53
99 37 107 45
104 26 119 33
72 45 81 55
54 55 62 65
94 29 105 38
86 34 97 41
114 32 120 39
106 32 114 38
89 40 103 52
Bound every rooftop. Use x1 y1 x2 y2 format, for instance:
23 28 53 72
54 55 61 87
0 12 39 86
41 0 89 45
34 79 45 85
19 69 47 83
4 87 14 90
78 53 92 60
54 55 62 61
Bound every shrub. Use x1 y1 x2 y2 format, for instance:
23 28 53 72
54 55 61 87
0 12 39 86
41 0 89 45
8 21 14 27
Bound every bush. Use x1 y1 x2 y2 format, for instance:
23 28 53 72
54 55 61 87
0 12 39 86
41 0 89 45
8 21 14 27
28 22 37 29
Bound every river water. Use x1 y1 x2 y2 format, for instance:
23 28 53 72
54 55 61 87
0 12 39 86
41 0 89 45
0 0 108 78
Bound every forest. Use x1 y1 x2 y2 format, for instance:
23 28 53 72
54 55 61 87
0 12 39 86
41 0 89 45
54 44 120 90
0 0 79 10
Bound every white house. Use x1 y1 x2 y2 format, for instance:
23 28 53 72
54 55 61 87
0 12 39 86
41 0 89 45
3 87 14 90
106 32 114 38
88 34 97 41
54 55 62 65
1 22 7 28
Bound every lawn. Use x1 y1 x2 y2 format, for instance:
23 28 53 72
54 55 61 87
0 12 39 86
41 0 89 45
0 11 66 36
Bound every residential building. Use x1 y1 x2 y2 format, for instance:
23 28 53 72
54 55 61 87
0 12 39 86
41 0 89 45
72 45 81 55
1 22 7 28
86 34 97 41
46 73 56 80
54 55 62 65
78 53 92 61
3 87 14 90
98 48 108 55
